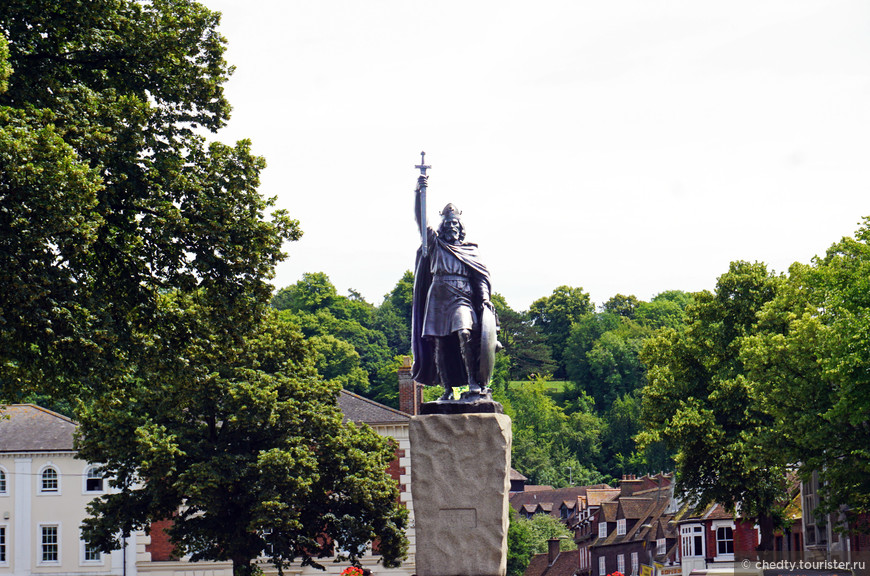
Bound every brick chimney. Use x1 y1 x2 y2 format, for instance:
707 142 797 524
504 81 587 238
620 474 644 497
398 356 423 415
547 538 561 566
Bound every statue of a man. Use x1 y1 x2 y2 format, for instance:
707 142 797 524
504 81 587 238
411 173 495 401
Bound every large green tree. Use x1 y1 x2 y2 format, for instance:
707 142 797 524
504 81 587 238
0 0 297 402
1 3 410 574
640 261 787 550
529 286 594 377
77 301 408 575
742 219 870 527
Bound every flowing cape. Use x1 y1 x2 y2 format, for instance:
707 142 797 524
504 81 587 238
411 235 492 386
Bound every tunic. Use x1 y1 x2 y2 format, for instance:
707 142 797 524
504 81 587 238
422 227 476 337
411 226 492 386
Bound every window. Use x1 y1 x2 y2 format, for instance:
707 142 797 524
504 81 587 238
561 504 570 519
41 525 59 563
0 468 6 494
617 518 626 535
85 467 103 493
681 525 704 557
40 466 59 493
716 526 734 556
83 541 102 563
631 552 638 575
598 522 607 539
617 553 625 574
599 555 606 576
657 537 666 555
0 526 6 564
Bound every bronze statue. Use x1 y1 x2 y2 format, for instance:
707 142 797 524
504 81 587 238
410 152 499 406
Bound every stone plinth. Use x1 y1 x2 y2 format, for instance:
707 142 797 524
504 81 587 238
410 414 512 576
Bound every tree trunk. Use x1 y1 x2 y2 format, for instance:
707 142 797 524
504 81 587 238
756 513 775 551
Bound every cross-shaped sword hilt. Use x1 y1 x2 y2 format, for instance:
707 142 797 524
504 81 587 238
415 151 431 175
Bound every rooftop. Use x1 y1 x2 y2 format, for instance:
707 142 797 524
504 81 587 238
338 389 411 425
0 404 77 453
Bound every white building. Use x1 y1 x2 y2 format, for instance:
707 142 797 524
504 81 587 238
0 395 415 576
0 404 136 575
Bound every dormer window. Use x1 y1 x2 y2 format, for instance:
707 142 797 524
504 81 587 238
657 537 666 555
598 522 607 539
617 518 626 535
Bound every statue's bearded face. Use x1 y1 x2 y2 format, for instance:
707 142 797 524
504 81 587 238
441 217 462 243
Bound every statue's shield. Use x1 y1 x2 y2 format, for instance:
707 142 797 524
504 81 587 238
478 305 498 385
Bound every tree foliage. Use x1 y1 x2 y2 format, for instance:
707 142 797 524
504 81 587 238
77 304 408 575
640 261 787 549
0 0 298 402
529 286 594 377
492 293 556 380
742 219 870 525
508 378 605 487
273 272 407 403
0 3 410 574
507 509 574 576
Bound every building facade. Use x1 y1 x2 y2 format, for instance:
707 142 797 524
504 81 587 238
1 394 416 576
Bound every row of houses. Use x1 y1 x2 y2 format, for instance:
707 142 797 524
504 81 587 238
517 472 870 576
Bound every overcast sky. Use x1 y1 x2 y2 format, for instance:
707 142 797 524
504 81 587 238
201 0 870 311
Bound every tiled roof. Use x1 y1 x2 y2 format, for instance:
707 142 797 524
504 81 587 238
619 497 655 519
586 488 621 506
511 468 529 481
524 485 555 492
510 484 613 519
703 503 735 521
600 500 619 522
0 404 77 452
524 548 579 576
338 390 410 424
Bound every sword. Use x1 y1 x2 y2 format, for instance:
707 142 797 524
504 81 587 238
415 151 431 256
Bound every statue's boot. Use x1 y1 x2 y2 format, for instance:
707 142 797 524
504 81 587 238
458 330 481 393
434 338 453 400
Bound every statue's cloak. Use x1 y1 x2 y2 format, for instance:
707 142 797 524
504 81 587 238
411 234 491 386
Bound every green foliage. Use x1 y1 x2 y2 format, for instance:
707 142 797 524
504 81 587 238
635 292 692 330
509 378 605 486
492 293 557 380
507 508 537 576
602 294 640 318
529 286 594 378
601 391 673 477
0 34 11 93
0 2 412 573
564 313 649 409
0 0 299 403
77 304 408 574
273 272 410 408
639 261 787 549
309 335 369 394
742 218 870 522
507 509 574 576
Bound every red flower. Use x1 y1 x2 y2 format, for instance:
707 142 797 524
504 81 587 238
341 567 364 576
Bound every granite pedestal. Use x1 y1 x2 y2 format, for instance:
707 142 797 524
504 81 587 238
410 413 512 576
